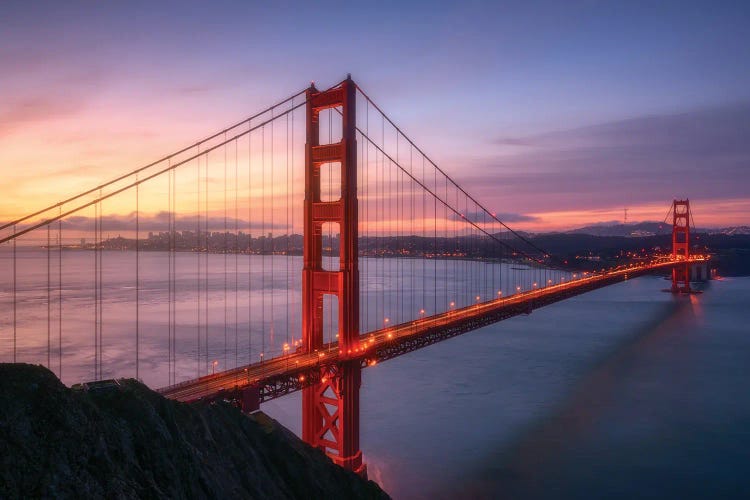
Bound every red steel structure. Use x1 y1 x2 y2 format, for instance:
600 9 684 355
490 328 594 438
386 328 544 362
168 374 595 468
2 74 712 478
301 76 364 475
671 199 691 293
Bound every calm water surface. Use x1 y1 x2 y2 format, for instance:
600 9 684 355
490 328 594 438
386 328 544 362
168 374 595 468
266 275 750 499
2 248 748 498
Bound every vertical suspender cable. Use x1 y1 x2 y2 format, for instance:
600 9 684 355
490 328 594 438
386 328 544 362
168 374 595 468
328 110 332 344
196 153 201 377
364 100 369 331
247 129 253 364
12 224 16 363
136 177 140 380
422 157 426 312
58 215 62 377
285 113 289 350
47 223 51 368
270 112 275 351
433 164 437 314
290 101 295 342
168 161 173 383
99 194 103 378
410 146 414 319
235 139 239 370
261 125 265 361
96 197 100 378
173 165 177 383
224 133 228 371
204 150 209 373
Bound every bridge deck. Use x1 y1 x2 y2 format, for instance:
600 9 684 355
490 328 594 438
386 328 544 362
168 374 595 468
158 259 705 404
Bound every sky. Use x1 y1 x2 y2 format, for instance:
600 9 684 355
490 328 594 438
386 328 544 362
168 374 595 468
2 0 749 231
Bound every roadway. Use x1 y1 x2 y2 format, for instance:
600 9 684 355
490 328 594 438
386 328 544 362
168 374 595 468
158 257 706 404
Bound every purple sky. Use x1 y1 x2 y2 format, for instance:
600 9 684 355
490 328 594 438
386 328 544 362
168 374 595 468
2 0 749 229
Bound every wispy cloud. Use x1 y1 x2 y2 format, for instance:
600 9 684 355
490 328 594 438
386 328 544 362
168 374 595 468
448 210 540 224
464 102 750 215
51 212 289 233
0 97 82 136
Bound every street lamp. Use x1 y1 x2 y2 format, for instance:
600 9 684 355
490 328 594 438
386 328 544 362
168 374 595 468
212 360 218 375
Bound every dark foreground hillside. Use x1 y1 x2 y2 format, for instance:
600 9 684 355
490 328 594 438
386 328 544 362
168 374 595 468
0 364 389 499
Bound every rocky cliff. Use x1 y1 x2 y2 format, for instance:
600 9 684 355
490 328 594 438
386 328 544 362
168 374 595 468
0 364 388 499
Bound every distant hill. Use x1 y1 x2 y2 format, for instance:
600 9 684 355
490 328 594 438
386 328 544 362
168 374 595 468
563 222 750 238
566 221 675 237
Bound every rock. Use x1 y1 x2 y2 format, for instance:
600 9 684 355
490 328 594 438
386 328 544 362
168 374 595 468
0 364 389 499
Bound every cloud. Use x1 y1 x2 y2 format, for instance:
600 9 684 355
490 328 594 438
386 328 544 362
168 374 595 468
465 102 750 213
0 62 108 137
0 97 83 136
448 210 540 224
494 137 535 147
175 84 216 95
54 212 289 233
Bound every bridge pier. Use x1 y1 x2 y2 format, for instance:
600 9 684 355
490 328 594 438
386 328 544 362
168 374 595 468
303 361 364 474
690 261 711 283
671 199 692 293
301 76 364 475
239 385 260 413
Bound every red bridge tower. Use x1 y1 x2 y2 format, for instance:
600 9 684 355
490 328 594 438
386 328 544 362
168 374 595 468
301 77 364 475
671 199 691 293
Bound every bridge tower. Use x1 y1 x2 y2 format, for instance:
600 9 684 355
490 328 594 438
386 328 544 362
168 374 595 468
301 76 364 475
671 199 691 293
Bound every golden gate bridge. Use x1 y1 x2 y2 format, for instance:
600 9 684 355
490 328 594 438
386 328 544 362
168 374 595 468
0 76 706 475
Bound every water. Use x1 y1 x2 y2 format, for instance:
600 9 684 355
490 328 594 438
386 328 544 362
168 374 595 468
0 248 565 387
3 248 748 498
265 275 750 499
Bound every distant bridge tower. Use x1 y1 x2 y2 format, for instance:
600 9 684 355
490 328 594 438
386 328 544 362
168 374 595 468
671 199 691 293
301 76 364 475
